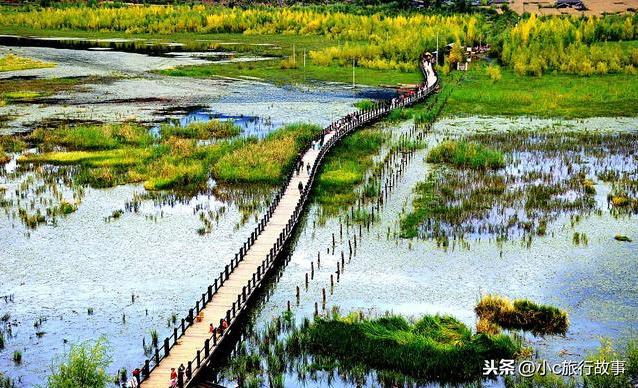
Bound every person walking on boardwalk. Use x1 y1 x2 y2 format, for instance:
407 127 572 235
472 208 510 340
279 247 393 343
298 181 303 193
306 162 311 174
209 323 214 333
169 367 178 387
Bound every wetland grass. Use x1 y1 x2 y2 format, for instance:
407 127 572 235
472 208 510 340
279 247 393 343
160 120 241 140
12 350 21 365
212 123 322 184
17 122 321 192
427 140 505 170
0 54 54 72
475 295 569 336
29 123 153 151
314 128 388 211
402 130 635 242
444 67 638 118
292 312 522 382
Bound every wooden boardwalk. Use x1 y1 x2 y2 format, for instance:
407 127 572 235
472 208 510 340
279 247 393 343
137 55 438 388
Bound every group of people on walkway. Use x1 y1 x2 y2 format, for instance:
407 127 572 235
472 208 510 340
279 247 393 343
134 51 438 388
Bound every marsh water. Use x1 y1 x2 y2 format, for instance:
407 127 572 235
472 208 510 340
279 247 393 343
1 38 638 387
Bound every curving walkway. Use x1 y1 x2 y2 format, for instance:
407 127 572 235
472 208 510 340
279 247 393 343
137 54 438 388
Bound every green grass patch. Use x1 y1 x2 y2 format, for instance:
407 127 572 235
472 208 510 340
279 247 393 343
475 295 569 336
160 119 241 140
3 90 46 101
30 123 153 150
19 148 150 168
159 60 421 88
444 66 638 118
427 140 505 170
294 312 522 382
400 175 444 239
0 53 54 72
212 123 321 184
315 128 388 210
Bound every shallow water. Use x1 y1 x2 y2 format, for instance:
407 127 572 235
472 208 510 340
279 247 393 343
0 38 393 133
2 112 638 387
213 117 638 387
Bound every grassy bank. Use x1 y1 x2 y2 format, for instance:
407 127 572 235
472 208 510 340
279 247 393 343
444 66 638 118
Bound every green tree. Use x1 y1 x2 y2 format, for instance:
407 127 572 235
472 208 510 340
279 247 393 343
48 338 112 388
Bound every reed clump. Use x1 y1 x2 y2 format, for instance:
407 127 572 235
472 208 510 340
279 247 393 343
160 120 241 140
427 140 505 170
475 294 569 336
212 123 322 184
295 312 522 382
30 123 153 151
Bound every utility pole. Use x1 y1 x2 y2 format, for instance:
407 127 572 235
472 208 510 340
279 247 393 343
352 59 355 89
436 32 439 65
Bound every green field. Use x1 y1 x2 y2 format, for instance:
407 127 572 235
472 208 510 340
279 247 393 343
159 60 421 87
444 66 638 118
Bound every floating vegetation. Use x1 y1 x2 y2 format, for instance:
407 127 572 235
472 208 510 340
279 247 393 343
160 119 241 140
401 130 638 242
475 295 569 336
614 235 632 242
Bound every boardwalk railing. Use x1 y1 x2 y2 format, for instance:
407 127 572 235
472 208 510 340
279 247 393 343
134 53 439 388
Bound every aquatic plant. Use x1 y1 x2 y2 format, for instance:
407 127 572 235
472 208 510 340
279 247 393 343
30 123 153 151
12 350 21 365
614 235 632 242
0 331 4 349
213 123 322 184
315 128 388 212
149 329 158 348
160 120 241 140
475 295 569 336
47 337 112 388
295 312 522 382
0 372 16 388
354 100 375 110
427 140 505 170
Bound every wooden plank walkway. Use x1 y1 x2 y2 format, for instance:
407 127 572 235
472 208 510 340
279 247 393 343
136 55 438 388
